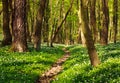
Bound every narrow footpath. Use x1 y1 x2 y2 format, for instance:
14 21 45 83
37 48 70 83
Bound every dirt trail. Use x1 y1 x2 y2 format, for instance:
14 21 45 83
37 48 70 83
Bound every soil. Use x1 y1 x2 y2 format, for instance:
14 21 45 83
36 48 70 83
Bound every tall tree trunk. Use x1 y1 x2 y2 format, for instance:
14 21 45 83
2 0 12 46
10 0 28 52
69 21 73 45
9 0 14 37
80 0 100 67
100 0 109 45
77 0 84 45
90 0 98 43
32 0 46 51
96 0 101 42
65 21 69 45
29 0 34 37
26 0 31 42
113 0 118 43
58 0 65 44
43 0 50 46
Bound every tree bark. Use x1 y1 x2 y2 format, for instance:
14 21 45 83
80 0 100 67
2 0 12 46
113 0 118 43
77 0 84 45
65 21 69 45
10 0 28 52
9 0 14 37
90 0 98 43
26 0 31 42
43 0 50 46
100 0 109 45
96 0 101 42
32 0 46 51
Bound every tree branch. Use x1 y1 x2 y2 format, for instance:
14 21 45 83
51 0 74 46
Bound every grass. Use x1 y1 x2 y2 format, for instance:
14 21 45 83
52 43 120 83
0 42 120 83
0 44 65 83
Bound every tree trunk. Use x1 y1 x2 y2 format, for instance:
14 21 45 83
96 0 101 42
81 28 86 47
80 0 100 67
90 0 98 43
113 0 118 43
100 0 109 45
69 19 73 45
10 0 28 52
26 0 31 42
43 0 50 46
32 0 46 51
65 21 69 45
2 0 12 46
9 0 14 37
77 28 82 44
77 0 84 45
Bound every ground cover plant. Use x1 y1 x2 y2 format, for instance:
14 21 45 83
0 0 120 83
52 42 120 83
0 45 64 83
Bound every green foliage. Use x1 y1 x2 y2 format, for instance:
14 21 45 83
52 43 120 83
0 45 64 83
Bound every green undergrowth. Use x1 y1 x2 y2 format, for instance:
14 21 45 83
0 44 65 83
52 43 120 83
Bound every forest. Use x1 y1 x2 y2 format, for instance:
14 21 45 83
0 0 120 83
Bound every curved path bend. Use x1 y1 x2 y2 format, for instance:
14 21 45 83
37 48 70 83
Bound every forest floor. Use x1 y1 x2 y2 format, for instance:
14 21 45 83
52 43 120 83
37 48 70 83
0 43 120 83
0 45 65 83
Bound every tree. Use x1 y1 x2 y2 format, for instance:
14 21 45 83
9 0 14 36
90 0 98 43
113 0 118 43
26 0 31 42
80 0 100 67
10 0 28 52
42 0 50 46
2 0 12 46
100 0 109 45
77 0 85 45
32 0 46 51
